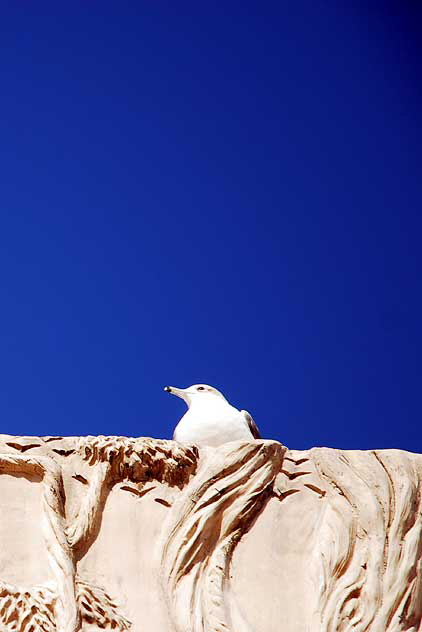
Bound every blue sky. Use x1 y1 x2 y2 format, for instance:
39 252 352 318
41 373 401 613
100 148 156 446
0 3 421 451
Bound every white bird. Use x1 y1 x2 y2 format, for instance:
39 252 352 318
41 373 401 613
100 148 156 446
164 383 261 447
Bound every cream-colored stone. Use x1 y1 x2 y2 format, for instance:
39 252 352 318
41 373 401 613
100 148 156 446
0 434 420 631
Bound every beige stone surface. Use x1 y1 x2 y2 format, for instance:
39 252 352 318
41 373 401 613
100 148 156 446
0 434 420 631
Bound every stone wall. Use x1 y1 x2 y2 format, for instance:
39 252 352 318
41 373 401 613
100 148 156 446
0 434 420 631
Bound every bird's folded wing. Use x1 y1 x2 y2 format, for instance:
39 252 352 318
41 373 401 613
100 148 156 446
241 410 261 439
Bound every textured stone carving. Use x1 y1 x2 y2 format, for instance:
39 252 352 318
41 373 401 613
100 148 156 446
0 434 420 631
0 453 78 632
160 440 284 632
308 450 422 631
0 578 130 631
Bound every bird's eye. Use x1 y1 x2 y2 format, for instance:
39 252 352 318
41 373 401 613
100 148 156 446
197 386 206 391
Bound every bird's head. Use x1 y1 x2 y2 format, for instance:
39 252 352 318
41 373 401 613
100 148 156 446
163 384 227 407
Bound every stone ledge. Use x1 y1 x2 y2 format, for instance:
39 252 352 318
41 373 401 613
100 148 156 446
0 435 420 631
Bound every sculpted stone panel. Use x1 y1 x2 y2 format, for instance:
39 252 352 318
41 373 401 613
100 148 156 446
0 434 420 631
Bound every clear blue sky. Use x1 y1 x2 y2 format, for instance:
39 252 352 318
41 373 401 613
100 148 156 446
1 3 421 451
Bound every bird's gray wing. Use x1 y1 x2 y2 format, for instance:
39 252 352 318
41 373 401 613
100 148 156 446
241 410 261 439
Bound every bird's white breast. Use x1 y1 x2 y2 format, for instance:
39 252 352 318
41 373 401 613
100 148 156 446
173 401 253 447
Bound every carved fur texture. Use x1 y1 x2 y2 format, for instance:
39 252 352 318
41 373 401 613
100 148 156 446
77 435 198 487
0 578 131 631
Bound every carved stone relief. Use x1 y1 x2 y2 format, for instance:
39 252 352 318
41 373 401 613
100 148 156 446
0 434 420 631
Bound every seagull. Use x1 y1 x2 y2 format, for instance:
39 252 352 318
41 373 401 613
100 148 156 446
164 383 261 447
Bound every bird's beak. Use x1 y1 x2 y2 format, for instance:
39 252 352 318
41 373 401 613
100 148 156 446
164 386 188 401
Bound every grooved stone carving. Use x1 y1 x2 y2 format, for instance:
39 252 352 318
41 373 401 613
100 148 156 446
0 434 420 631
